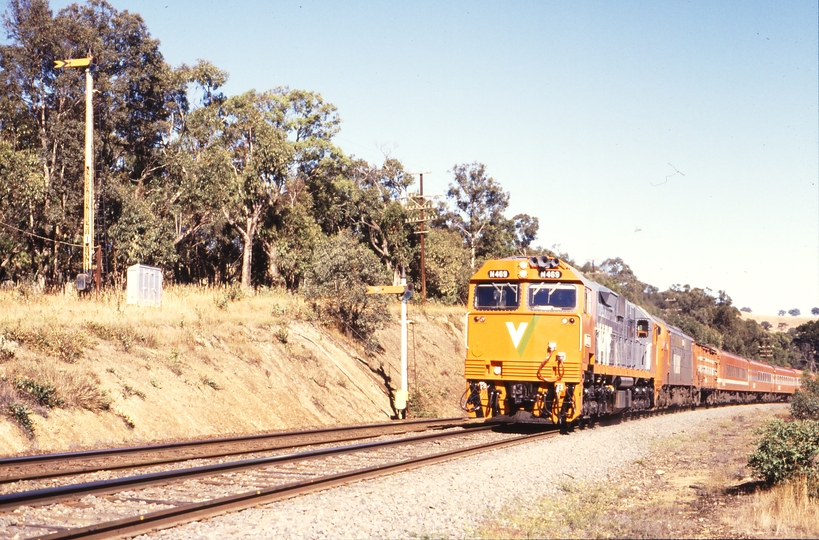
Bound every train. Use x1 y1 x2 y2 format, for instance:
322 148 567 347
461 255 804 426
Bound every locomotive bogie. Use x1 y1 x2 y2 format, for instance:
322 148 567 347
462 378 582 423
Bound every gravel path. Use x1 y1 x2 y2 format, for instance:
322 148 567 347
140 404 785 539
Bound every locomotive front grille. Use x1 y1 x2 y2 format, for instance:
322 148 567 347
465 358 583 383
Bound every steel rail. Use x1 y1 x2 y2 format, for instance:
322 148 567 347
0 423 499 511
0 417 472 483
37 430 559 540
0 417 466 464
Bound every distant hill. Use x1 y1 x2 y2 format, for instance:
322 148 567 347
740 311 816 332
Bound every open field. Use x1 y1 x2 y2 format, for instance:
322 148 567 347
741 311 817 332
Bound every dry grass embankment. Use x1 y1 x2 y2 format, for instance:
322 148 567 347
0 286 467 456
474 406 819 539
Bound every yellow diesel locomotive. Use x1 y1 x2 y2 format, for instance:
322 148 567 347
461 256 801 426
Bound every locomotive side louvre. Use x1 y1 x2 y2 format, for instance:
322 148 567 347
587 285 657 415
593 288 655 371
666 327 694 386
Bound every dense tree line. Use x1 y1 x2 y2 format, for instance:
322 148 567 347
0 0 537 301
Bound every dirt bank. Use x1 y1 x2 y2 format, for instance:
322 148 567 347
0 288 466 456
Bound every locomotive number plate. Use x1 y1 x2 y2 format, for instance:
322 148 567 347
539 270 562 279
487 270 510 278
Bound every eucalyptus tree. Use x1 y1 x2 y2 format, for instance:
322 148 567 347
0 0 178 282
513 213 539 255
437 162 538 269
213 88 342 289
216 90 292 289
160 60 232 283
0 141 42 280
347 157 416 284
0 0 79 281
259 88 343 288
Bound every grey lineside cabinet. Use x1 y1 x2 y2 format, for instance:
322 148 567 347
126 264 162 307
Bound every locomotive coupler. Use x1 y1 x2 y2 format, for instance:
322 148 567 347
464 381 484 417
558 383 576 425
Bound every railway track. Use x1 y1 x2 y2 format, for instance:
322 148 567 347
0 419 557 539
0 402 766 539
0 417 469 485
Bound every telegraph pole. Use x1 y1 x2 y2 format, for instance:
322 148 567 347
54 56 95 274
405 171 435 304
418 172 427 303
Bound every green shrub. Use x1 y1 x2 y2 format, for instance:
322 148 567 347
748 418 819 488
791 373 819 421
304 231 391 349
214 284 245 310
14 377 64 408
8 403 34 434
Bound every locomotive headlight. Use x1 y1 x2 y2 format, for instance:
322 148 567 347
519 270 528 278
493 366 502 375
519 261 527 269
562 318 568 324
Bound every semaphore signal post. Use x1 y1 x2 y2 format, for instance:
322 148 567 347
366 276 414 418
54 56 97 291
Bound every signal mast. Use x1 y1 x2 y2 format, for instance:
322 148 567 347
54 56 97 290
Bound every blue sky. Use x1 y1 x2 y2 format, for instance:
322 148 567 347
32 1 819 314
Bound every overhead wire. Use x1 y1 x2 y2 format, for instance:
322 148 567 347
0 220 81 247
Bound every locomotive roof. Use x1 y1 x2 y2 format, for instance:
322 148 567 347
477 256 801 373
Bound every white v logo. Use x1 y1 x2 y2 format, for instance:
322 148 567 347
506 322 528 349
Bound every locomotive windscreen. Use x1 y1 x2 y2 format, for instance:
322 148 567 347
528 284 577 311
474 282 520 310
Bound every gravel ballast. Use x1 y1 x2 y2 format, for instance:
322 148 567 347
141 404 785 539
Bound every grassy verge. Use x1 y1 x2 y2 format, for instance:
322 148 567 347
730 475 819 538
473 406 818 539
0 285 467 448
0 285 309 435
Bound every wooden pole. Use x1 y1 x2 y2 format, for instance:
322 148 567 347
419 173 426 304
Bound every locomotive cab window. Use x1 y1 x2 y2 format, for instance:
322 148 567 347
474 282 520 310
636 319 650 338
528 284 577 311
